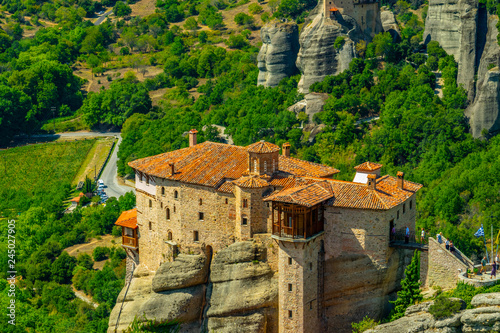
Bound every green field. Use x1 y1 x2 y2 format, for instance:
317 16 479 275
0 140 95 215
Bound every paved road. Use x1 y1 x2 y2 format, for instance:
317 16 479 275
94 10 113 25
29 131 135 199
100 134 135 199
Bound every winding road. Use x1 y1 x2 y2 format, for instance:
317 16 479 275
94 10 113 25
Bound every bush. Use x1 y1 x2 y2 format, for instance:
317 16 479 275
93 246 110 261
234 12 254 26
77 253 94 270
249 3 263 14
352 316 379 332
429 295 462 319
334 36 345 50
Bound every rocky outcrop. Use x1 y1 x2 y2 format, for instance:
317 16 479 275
296 12 357 93
466 17 500 137
365 293 500 333
109 241 277 333
288 92 329 122
381 9 400 41
257 22 299 88
206 241 278 332
423 0 479 98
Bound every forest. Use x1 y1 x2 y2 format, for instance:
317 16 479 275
1 0 500 330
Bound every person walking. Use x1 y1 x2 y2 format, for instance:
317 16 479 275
481 256 487 274
437 232 442 244
491 261 497 279
450 241 455 253
420 228 425 244
405 226 410 244
391 226 396 241
445 239 450 250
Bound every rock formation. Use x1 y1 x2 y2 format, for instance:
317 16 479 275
296 12 357 93
108 241 278 333
380 9 400 41
466 17 500 137
365 293 500 333
257 22 300 88
423 0 479 99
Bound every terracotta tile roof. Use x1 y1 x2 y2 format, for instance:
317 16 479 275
278 155 339 178
265 176 422 210
327 175 422 210
216 180 234 193
354 161 383 171
264 181 334 207
115 208 138 229
129 141 338 189
233 175 270 188
247 141 280 153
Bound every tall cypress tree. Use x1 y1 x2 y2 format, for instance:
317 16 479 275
390 250 423 320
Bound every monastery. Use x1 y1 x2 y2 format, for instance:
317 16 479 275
115 130 424 332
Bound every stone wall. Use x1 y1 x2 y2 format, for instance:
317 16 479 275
425 237 468 289
277 235 324 333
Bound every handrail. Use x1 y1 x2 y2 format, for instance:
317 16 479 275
435 235 474 268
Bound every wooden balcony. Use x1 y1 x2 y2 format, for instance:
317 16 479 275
271 202 324 240
122 235 138 249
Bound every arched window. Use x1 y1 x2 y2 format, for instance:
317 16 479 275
174 190 178 198
199 198 202 206
166 208 170 220
254 159 258 173
149 199 152 208
168 231 172 240
264 161 267 173
174 205 176 213
161 187 165 195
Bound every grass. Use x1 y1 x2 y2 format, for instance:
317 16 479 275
40 116 89 133
63 234 121 270
72 137 116 185
0 140 96 213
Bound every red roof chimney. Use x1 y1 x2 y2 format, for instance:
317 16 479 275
282 142 291 157
189 129 198 147
367 174 377 190
397 171 404 190
169 163 175 176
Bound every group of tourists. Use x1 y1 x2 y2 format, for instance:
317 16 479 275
480 255 499 279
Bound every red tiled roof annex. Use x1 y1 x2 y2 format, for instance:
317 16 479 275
354 161 383 171
246 140 280 153
233 175 270 188
115 208 138 229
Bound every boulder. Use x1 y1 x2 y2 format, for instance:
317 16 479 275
365 312 435 332
152 254 208 292
423 0 478 99
461 306 500 332
381 10 400 41
287 92 329 123
257 22 299 88
470 292 500 307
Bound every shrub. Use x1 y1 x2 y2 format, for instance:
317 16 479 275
93 246 110 261
234 12 254 26
352 316 379 333
429 295 462 319
249 3 263 14
334 36 345 50
261 12 270 22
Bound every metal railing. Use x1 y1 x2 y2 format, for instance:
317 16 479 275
436 235 474 268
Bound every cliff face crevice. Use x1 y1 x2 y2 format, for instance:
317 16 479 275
257 22 300 88
108 241 278 333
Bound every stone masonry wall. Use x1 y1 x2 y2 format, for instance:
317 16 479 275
426 236 468 289
323 193 416 266
278 235 323 333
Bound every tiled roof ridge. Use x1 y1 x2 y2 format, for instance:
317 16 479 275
246 141 280 153
281 155 340 174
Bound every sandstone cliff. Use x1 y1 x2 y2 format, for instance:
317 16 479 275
257 22 300 88
466 17 500 137
423 0 479 99
108 241 277 333
365 292 500 333
296 12 357 93
380 9 400 41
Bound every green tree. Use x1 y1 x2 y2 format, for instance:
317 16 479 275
184 17 198 32
51 251 77 284
390 250 422 320
114 2 132 17
76 253 94 270
234 13 254 26
249 3 263 14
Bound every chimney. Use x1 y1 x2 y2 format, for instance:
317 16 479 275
282 142 291 157
397 171 404 190
367 174 377 190
189 129 198 147
169 163 175 176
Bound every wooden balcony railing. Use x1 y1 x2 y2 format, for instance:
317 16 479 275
122 235 138 248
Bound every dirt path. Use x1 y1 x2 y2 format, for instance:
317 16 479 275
73 286 99 308
65 234 121 257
